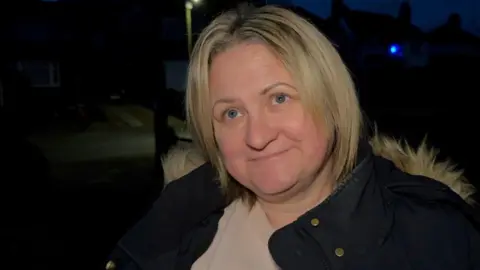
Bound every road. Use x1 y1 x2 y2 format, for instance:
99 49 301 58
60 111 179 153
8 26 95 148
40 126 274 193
31 130 155 163
20 104 171 269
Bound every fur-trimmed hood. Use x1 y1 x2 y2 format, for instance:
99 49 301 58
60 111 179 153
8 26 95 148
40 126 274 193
162 134 476 204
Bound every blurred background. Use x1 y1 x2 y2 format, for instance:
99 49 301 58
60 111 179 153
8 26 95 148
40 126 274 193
0 0 478 269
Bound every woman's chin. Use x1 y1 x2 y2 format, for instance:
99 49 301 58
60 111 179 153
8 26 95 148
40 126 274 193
251 177 298 197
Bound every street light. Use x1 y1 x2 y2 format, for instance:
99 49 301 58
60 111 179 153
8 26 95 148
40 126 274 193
185 0 201 57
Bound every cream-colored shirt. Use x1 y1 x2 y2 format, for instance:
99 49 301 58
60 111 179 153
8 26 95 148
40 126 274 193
192 199 280 270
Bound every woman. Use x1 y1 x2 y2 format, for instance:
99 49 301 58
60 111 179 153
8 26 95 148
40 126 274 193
106 5 479 270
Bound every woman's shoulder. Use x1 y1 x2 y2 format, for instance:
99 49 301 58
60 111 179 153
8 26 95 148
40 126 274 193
380 190 480 269
370 134 480 261
387 183 480 266
370 134 476 209
161 144 225 218
104 145 225 270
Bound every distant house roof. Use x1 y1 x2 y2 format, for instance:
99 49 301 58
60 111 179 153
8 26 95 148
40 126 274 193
342 10 423 44
428 25 480 45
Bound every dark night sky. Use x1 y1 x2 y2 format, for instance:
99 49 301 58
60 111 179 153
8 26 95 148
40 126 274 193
35 0 479 35
18 0 477 38
287 0 479 35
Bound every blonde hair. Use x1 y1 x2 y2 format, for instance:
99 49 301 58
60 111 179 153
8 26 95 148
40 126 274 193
186 5 363 204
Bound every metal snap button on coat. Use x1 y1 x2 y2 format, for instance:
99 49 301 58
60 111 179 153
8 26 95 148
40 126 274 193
310 218 320 227
335 248 345 257
105 260 116 270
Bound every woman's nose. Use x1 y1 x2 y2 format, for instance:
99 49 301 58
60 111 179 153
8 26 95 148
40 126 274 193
244 114 278 151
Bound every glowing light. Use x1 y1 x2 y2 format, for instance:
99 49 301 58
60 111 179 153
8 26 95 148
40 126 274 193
388 44 403 57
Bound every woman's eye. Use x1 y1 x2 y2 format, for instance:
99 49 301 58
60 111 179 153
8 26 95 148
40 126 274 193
273 93 289 104
225 109 240 119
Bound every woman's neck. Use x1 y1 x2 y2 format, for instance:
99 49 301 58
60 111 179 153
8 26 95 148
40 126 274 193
258 166 335 229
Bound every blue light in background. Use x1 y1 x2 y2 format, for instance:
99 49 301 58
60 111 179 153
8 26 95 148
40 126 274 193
388 44 403 56
389 45 398 54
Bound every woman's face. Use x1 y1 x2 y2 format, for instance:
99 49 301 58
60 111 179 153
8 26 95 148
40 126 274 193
209 43 330 202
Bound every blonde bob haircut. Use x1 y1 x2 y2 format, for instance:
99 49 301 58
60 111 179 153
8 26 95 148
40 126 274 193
186 5 363 204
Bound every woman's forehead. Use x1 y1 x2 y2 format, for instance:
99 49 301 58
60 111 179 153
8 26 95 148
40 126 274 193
208 43 294 101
